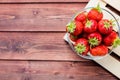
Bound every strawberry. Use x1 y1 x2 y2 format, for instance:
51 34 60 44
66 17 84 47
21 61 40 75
90 45 108 56
103 30 120 47
88 4 103 21
84 19 97 33
69 34 78 42
75 11 87 22
66 21 83 36
88 32 102 47
74 38 89 55
98 19 113 35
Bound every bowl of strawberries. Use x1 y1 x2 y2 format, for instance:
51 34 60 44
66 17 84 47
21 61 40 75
66 4 120 60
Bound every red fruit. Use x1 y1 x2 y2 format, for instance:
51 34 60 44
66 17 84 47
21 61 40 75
69 34 78 42
88 4 103 21
74 38 89 55
75 12 87 22
98 19 113 35
103 31 120 47
90 45 108 56
66 21 83 36
84 19 97 33
88 32 102 47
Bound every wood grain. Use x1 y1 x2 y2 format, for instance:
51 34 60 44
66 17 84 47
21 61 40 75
0 3 86 31
0 60 117 80
0 0 89 3
0 32 87 61
0 0 117 79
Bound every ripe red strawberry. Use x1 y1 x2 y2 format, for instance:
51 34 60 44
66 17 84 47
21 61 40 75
98 19 113 35
75 11 87 22
90 45 108 56
69 34 78 42
88 4 103 21
103 30 120 47
66 21 83 36
84 19 97 33
88 32 102 47
74 38 89 55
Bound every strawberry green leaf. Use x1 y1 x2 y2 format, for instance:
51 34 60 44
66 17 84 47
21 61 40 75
113 37 120 48
67 21 76 33
74 44 86 54
86 19 92 28
89 37 99 47
104 21 111 29
95 3 102 13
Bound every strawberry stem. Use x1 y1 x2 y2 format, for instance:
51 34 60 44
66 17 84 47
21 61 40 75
104 21 111 29
89 38 99 46
67 21 76 33
74 44 86 54
85 19 92 28
95 3 102 13
113 37 120 48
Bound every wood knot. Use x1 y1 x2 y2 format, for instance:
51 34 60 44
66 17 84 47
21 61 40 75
33 10 39 16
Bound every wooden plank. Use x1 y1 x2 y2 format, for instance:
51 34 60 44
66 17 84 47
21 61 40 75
95 55 120 79
0 32 88 61
0 61 117 80
0 3 86 31
112 46 120 57
0 0 89 3
0 73 116 80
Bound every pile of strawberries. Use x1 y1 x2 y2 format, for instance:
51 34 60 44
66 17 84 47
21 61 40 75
66 5 120 56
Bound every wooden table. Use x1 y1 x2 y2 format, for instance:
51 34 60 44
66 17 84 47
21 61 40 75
0 0 118 80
